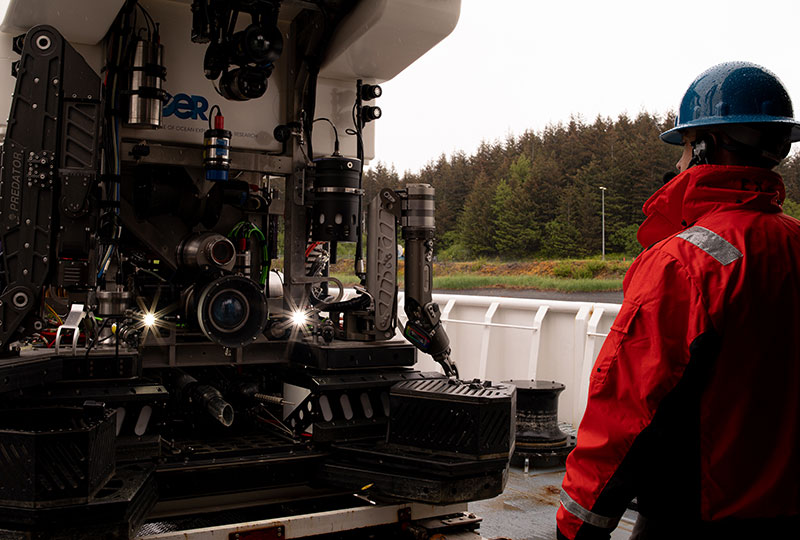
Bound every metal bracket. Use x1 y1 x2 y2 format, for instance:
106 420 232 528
415 512 483 535
54 303 86 356
379 188 402 217
229 524 285 540
397 506 412 524
60 171 94 217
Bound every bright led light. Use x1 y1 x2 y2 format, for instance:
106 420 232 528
291 310 307 327
143 312 156 327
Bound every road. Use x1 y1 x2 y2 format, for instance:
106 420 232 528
435 288 624 304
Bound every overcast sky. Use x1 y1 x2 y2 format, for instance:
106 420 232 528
374 0 800 174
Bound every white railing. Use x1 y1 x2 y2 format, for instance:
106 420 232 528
393 292 621 428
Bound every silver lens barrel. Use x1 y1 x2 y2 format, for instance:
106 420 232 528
178 233 236 271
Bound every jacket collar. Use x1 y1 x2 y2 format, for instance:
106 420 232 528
637 165 785 248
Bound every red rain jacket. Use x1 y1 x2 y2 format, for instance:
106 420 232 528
557 165 800 539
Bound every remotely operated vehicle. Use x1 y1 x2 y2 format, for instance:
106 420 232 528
0 1 515 538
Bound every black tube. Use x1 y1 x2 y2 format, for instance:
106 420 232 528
174 371 234 427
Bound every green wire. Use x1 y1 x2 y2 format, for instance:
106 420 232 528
228 221 248 238
228 220 271 283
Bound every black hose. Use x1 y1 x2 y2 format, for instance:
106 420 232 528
320 293 370 313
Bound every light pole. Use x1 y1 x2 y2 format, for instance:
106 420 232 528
599 186 607 261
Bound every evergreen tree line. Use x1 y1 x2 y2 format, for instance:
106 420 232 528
362 112 800 259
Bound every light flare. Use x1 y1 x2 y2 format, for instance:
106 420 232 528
291 310 308 327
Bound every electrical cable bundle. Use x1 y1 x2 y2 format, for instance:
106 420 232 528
98 1 161 281
228 221 270 285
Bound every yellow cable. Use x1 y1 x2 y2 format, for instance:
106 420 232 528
45 303 63 325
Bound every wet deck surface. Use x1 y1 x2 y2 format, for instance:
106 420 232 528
469 465 636 540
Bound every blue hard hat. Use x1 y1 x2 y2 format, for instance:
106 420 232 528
661 61 800 145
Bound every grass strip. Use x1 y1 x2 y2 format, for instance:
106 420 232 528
329 273 623 293
433 274 623 292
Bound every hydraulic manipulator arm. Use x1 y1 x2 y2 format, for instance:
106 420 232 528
0 26 102 352
397 185 458 378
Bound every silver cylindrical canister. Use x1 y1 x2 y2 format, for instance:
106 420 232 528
401 183 436 231
97 290 133 317
178 232 237 271
127 39 166 128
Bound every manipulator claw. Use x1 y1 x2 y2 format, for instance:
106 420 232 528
403 301 458 377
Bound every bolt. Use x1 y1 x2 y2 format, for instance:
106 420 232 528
42 257 47 263
23 242 29 248
22 269 28 275
33 77 39 83
32 104 37 109
52 78 58 85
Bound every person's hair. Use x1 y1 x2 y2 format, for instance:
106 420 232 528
707 124 792 168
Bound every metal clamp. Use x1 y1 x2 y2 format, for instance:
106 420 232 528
55 303 86 356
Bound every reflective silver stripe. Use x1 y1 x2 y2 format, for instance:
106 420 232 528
676 226 742 265
559 489 619 529
315 187 365 195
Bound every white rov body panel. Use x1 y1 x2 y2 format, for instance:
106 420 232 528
120 0 286 152
320 0 461 82
0 0 460 158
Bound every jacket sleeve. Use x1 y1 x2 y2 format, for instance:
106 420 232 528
557 249 711 539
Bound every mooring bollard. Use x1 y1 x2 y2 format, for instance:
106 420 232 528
505 380 576 468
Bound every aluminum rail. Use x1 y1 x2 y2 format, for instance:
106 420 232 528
137 502 471 540
402 292 620 427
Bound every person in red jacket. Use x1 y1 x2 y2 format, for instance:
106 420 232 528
557 61 800 540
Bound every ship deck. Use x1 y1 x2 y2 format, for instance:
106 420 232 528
470 464 637 540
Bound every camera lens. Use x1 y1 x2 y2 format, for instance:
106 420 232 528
219 67 269 101
209 290 249 332
238 24 283 65
194 275 268 347
244 28 270 62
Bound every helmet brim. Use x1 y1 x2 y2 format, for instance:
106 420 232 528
661 115 800 145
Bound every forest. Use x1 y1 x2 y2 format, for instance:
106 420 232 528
362 112 800 259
